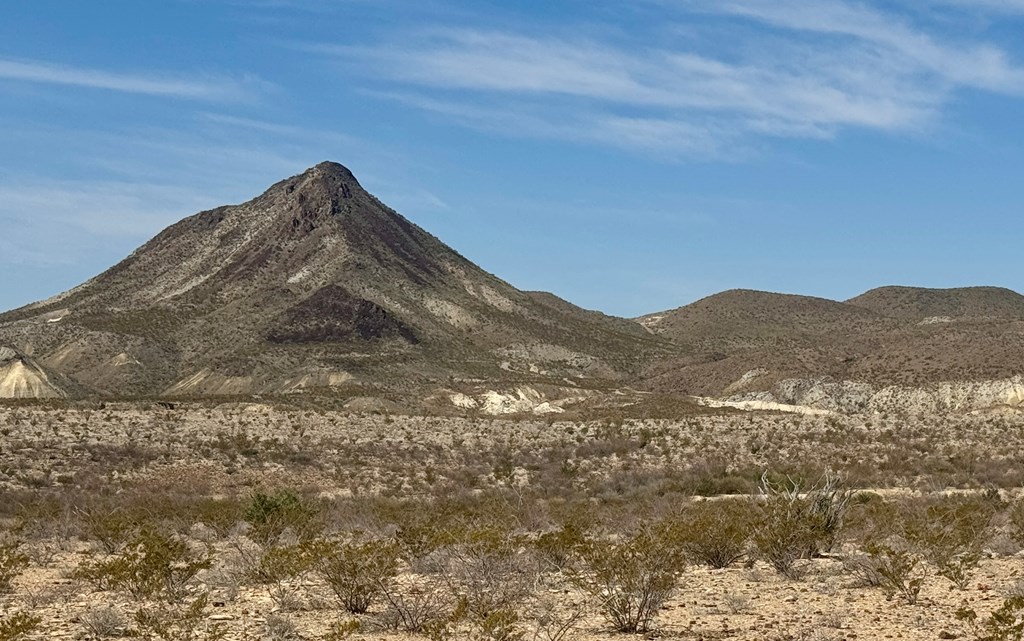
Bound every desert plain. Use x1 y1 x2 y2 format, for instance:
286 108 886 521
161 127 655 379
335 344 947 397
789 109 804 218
2 402 1024 641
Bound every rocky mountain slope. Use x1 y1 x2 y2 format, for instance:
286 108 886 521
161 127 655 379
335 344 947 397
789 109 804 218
639 287 1024 412
0 162 668 400
2 162 1021 414
847 286 1024 321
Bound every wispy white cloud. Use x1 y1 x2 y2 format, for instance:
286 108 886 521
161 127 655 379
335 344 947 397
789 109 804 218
0 181 216 239
313 0 1024 156
0 57 268 100
360 88 739 157
0 111 444 276
705 0 1024 92
927 0 1024 13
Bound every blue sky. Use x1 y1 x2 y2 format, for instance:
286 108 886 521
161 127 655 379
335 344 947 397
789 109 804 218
2 0 1024 317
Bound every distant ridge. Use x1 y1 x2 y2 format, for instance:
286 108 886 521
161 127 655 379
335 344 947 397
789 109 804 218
847 286 1024 320
639 286 1024 397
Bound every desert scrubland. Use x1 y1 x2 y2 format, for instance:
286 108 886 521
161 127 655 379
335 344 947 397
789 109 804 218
2 404 1024 641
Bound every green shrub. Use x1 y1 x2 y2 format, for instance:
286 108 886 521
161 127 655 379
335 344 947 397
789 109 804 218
1008 500 1024 548
81 606 125 639
132 593 226 641
314 540 399 614
322 619 361 641
905 495 995 590
862 540 923 605
534 522 586 572
190 497 244 539
0 538 29 594
0 613 40 641
452 601 524 641
74 528 212 602
376 577 457 635
248 542 313 585
248 542 313 610
957 595 1024 641
663 499 754 569
244 490 321 547
446 528 535 624
573 529 680 633
79 504 144 554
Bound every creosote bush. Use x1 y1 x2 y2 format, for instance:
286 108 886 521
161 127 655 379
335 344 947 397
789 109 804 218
0 537 29 594
74 528 212 602
529 594 585 641
132 593 226 641
244 489 322 547
534 522 587 572
1008 499 1024 549
861 539 923 605
247 542 313 610
81 606 125 639
445 528 536 621
321 619 361 641
313 539 399 614
79 504 146 554
904 495 996 590
661 498 754 569
573 528 681 633
957 595 1024 641
375 576 457 636
0 613 40 641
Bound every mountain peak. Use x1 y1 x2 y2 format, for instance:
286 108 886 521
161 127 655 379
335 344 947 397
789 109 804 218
276 161 363 198
304 160 360 182
0 161 665 399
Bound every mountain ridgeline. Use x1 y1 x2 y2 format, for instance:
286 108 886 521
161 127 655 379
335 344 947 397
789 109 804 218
0 163 666 400
1 162 1022 413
